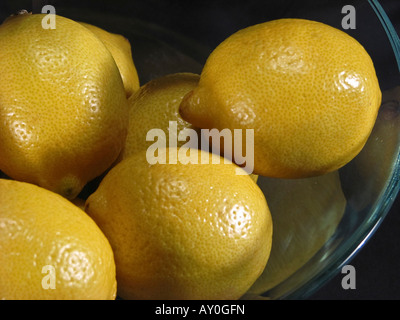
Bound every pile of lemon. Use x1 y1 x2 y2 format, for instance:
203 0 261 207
0 12 381 300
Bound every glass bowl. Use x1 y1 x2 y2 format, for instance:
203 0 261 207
1 0 399 300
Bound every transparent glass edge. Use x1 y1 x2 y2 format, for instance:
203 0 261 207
368 0 400 71
285 169 400 300
282 125 400 299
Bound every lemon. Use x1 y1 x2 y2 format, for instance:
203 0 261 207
85 148 272 300
180 18 382 178
0 178 116 300
247 171 346 295
80 22 140 98
0 13 129 199
120 73 199 160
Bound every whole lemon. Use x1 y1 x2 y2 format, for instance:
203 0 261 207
179 18 382 178
120 73 199 160
0 13 129 199
0 179 116 300
80 22 140 98
85 148 272 300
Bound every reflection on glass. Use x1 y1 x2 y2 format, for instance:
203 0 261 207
245 171 346 298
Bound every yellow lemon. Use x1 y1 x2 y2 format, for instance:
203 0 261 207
120 73 199 160
247 171 346 296
80 22 140 97
0 178 116 300
0 13 129 199
180 18 382 178
85 148 272 300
